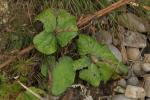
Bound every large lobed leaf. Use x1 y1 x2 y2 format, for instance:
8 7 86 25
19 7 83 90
77 34 118 62
33 9 78 55
77 34 128 75
52 56 75 96
56 9 78 47
33 31 57 54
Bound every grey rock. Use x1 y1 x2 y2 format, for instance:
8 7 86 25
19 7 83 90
123 31 147 48
127 75 139 86
118 79 127 88
132 62 143 76
95 30 112 44
108 44 122 62
144 76 150 97
112 94 137 100
118 13 146 32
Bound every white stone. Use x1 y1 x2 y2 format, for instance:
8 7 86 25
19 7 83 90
125 85 145 99
113 86 125 93
142 63 150 72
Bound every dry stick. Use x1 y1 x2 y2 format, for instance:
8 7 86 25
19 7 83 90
0 45 34 69
77 0 134 28
0 0 135 69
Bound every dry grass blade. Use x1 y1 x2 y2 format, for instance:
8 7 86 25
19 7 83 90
17 80 44 100
77 0 135 28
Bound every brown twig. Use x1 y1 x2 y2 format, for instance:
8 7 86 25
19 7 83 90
0 45 34 69
77 0 134 28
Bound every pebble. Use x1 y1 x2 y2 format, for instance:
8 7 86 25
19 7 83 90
123 31 147 48
95 30 112 44
132 62 143 76
144 54 150 63
118 13 146 32
112 94 137 100
142 63 150 72
127 75 139 86
118 79 127 88
125 85 145 99
108 44 122 62
113 86 125 93
144 76 150 97
126 47 141 61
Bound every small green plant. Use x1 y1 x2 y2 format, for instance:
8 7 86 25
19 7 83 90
33 8 128 96
33 8 78 54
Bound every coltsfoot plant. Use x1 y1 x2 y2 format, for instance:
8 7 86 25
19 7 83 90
33 8 128 96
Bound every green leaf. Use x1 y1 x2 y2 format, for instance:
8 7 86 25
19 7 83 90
52 56 75 96
56 9 78 47
77 34 128 76
35 8 56 32
73 56 91 71
97 62 114 83
41 63 48 77
33 9 78 54
96 61 128 83
56 31 77 47
57 9 78 32
16 87 46 100
79 63 100 87
33 31 57 55
77 34 117 62
115 63 128 75
41 56 56 77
